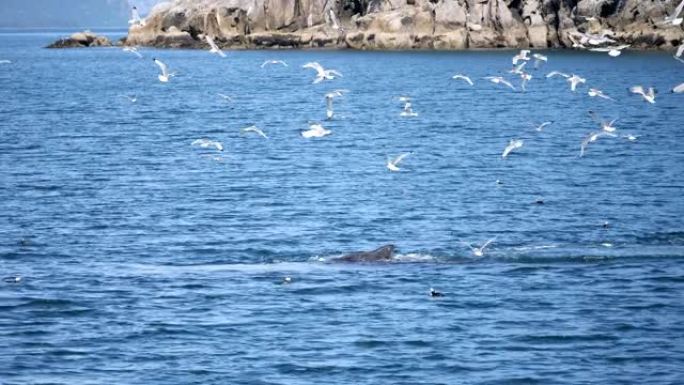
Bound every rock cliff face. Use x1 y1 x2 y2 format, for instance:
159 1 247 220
125 0 684 50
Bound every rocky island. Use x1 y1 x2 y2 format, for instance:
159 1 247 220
46 31 113 48
121 0 684 50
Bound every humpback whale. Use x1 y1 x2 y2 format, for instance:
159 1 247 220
334 244 396 262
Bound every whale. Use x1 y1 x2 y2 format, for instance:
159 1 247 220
333 244 395 262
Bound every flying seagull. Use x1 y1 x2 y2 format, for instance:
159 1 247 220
484 76 516 91
580 131 616 157
452 74 474 86
205 35 226 57
153 58 174 82
129 6 146 27
302 62 342 83
386 152 412 172
629 86 656 104
324 89 347 119
588 88 613 100
241 125 268 139
463 238 496 257
261 60 288 68
301 123 331 138
123 46 143 58
502 139 523 158
191 139 223 151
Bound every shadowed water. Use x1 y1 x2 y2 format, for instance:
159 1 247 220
1 32 683 384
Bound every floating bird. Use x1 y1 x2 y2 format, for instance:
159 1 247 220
386 152 412 172
400 101 418 117
430 288 445 297
672 82 684 93
261 60 288 68
122 46 143 58
191 139 223 151
546 71 570 79
205 35 226 57
484 76 516 91
512 50 531 65
452 74 474 86
588 88 613 100
567 74 586 91
217 93 234 102
502 139 523 158
302 62 342 84
121 95 137 103
532 121 553 132
622 134 639 141
241 125 268 139
324 89 347 119
464 238 496 257
301 123 331 138
629 86 656 104
2 275 22 284
533 53 548 68
282 276 292 284
580 131 617 157
153 58 174 82
128 6 146 27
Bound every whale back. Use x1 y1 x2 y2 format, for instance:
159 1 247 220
335 244 395 262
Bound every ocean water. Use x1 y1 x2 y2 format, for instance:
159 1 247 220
1 31 684 384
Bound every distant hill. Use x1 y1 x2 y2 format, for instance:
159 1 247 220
0 0 131 29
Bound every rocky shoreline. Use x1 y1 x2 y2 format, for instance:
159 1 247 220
46 31 114 48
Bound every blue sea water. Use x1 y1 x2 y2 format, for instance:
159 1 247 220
1 31 684 384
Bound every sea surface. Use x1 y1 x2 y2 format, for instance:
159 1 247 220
1 31 684 384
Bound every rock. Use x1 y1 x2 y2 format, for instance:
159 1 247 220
121 0 684 50
46 31 112 48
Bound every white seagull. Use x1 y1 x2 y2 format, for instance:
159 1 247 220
588 88 613 100
452 74 474 86
129 6 146 27
217 93 234 102
533 53 548 68
191 139 224 151
325 89 347 119
502 139 524 158
546 71 570 79
464 238 496 257
567 74 586 91
509 61 528 75
630 86 656 104
123 46 143 58
205 35 226 57
241 125 268 139
673 82 684 93
302 62 342 84
532 121 553 132
484 76 516 91
400 101 418 117
520 72 532 91
589 111 619 133
301 123 331 138
663 0 684 25
121 95 137 103
580 131 617 157
588 44 630 57
386 152 412 172
153 58 174 82
261 60 288 68
512 50 531 65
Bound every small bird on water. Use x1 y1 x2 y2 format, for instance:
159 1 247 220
430 288 445 297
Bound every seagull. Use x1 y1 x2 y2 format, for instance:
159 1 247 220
673 82 684 93
261 60 288 68
397 95 412 102
429 288 445 297
484 76 516 91
622 134 639 141
302 62 342 83
241 125 268 139
400 102 418 117
464 238 496 257
282 276 293 284
205 35 226 57
122 46 143 58
452 74 474 86
191 139 223 151
630 86 656 104
386 152 412 172
589 111 618 133
128 6 146 27
568 33 586 49
2 275 22 284
532 121 553 132
520 72 532 91
663 0 684 25
301 123 331 138
217 93 234 102
324 90 347 119
502 139 523 158
328 9 341 30
580 131 617 157
121 95 137 103
677 44 684 58
567 74 586 91
546 71 570 79
512 49 531 65
588 88 613 100
509 61 528 75
533 53 548 68
153 58 174 82
589 44 630 57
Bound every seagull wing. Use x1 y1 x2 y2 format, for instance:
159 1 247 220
154 59 168 77
303 61 325 76
546 71 570 78
501 79 516 90
393 152 412 166
481 238 496 251
677 44 684 58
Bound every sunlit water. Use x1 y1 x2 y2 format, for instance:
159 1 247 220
1 31 683 384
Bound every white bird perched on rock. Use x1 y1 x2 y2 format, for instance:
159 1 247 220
205 35 226 57
400 101 418 117
567 74 586 91
324 89 347 119
302 62 342 84
673 82 684 93
301 123 331 138
452 74 474 86
512 50 531 65
532 121 553 132
153 58 174 83
580 131 617 157
502 139 523 158
630 86 656 104
241 125 268 139
463 238 496 257
123 46 142 58
588 88 613 100
128 6 146 27
261 60 288 68
533 53 548 68
386 152 412 172
484 76 516 91
191 139 223 151
546 71 570 79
